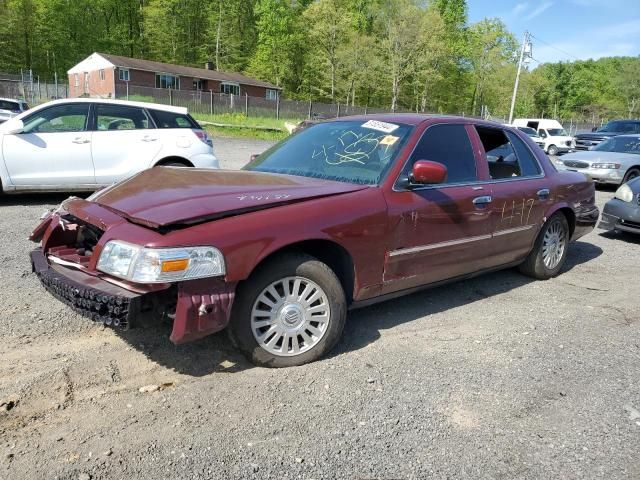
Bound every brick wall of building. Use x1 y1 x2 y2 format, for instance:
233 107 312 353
68 67 115 98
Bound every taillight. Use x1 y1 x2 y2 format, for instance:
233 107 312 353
193 129 213 147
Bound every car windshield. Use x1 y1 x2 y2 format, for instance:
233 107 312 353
244 120 414 185
547 128 567 136
593 136 640 154
518 127 537 136
598 121 640 133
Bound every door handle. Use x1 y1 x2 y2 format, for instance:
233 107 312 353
537 188 550 200
473 195 492 207
142 136 158 142
72 137 90 144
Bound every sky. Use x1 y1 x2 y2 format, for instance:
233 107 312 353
468 0 640 64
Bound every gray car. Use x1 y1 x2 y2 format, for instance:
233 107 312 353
599 177 640 235
556 134 640 185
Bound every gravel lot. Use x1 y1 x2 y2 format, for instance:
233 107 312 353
1 138 639 480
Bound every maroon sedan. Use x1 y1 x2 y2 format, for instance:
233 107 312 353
30 115 599 367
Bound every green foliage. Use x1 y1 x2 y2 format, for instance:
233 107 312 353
0 0 637 121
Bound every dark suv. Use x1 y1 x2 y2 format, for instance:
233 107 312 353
574 120 640 150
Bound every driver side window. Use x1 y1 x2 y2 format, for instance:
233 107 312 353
404 124 477 184
22 104 89 134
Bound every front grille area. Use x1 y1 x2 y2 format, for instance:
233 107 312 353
31 249 141 329
564 160 589 169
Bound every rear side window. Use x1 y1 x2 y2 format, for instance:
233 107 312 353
0 100 20 112
405 124 477 184
476 126 541 179
149 110 199 129
95 104 150 131
506 131 542 176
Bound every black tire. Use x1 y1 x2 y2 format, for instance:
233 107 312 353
162 162 189 167
623 167 640 183
228 253 347 368
518 212 570 280
547 144 559 156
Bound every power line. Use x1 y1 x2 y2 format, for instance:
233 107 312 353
529 33 582 62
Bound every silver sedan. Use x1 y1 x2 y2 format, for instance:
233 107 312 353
554 134 640 185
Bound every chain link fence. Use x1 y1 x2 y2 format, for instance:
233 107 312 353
0 74 613 134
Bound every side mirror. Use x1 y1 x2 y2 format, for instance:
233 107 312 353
2 119 24 135
410 160 447 185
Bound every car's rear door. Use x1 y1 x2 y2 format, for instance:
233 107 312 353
2 103 95 187
90 103 161 185
469 125 549 265
382 122 495 293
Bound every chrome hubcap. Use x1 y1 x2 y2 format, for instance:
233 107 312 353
542 220 567 269
251 276 331 357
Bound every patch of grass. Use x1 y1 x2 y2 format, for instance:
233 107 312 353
203 125 288 141
194 112 302 131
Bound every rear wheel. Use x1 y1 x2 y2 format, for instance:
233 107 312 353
229 253 346 368
623 167 640 183
518 212 570 279
547 144 559 156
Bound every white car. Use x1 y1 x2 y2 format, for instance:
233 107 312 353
555 134 640 185
513 118 575 156
0 97 29 124
0 98 218 194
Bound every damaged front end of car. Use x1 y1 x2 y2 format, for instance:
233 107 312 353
29 198 236 344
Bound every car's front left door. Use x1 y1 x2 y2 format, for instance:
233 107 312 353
2 103 95 187
382 123 495 294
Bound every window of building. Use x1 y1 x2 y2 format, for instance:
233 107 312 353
84 73 89 93
475 126 542 179
118 68 130 82
266 89 278 101
221 82 240 96
193 79 204 90
156 73 179 89
95 104 151 131
99 69 105 81
403 124 477 185
74 74 79 87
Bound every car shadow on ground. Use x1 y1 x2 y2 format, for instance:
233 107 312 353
0 192 85 207
330 240 603 360
599 230 640 245
119 240 602 376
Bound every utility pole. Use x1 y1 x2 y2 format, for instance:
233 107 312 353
508 31 531 124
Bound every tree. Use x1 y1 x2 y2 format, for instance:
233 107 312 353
376 0 423 111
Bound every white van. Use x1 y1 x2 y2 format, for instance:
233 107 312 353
513 118 575 155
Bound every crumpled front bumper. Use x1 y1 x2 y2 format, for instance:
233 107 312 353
598 198 640 234
31 247 237 343
30 248 143 329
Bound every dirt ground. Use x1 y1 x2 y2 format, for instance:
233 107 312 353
1 139 639 479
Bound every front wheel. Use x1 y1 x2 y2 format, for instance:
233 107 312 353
518 212 570 279
229 253 346 368
547 144 559 156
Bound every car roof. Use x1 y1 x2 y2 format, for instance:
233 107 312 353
29 98 188 115
0 97 26 103
331 113 508 128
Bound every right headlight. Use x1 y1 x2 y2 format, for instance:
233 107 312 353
97 240 226 283
614 183 634 203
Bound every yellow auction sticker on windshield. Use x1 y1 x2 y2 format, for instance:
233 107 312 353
379 135 399 146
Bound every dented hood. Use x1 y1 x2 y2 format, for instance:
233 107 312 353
90 167 369 228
